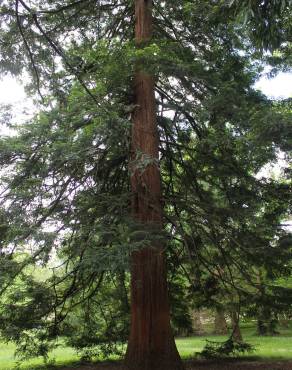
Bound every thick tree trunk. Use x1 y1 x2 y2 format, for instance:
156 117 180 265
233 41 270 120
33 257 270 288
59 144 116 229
125 1 184 370
214 308 228 335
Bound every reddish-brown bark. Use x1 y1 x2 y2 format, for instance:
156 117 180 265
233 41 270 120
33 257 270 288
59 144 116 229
124 1 184 369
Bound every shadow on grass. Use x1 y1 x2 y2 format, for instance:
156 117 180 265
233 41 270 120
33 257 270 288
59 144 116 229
14 359 123 370
15 356 292 370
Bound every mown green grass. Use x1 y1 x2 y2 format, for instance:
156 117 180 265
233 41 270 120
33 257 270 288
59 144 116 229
1 322 292 369
0 340 78 370
176 334 292 360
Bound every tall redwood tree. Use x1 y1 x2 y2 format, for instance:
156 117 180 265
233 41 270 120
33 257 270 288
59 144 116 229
125 1 184 369
0 1 291 369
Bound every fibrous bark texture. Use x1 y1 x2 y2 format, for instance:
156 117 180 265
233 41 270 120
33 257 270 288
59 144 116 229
125 1 184 370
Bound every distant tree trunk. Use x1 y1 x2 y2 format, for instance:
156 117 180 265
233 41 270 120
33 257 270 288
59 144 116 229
268 316 278 335
191 310 205 335
214 308 228 335
256 272 268 336
257 317 267 336
279 314 290 329
231 310 242 342
125 1 184 370
257 309 278 336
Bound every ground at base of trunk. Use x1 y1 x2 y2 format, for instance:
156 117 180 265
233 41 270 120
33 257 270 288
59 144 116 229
59 359 292 370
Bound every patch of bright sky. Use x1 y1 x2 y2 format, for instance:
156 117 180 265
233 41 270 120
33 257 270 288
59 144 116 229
252 71 292 184
254 71 292 99
0 75 35 135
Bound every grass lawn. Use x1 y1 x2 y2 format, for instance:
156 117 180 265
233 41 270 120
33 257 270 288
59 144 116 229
177 321 292 360
1 322 292 369
0 340 78 370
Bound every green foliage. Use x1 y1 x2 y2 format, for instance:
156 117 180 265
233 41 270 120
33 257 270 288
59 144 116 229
168 274 193 336
61 272 129 360
227 0 292 49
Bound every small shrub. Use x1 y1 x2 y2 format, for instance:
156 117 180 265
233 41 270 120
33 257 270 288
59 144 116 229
198 337 255 359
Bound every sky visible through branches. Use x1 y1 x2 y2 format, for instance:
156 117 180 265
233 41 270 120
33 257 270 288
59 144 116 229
0 71 291 231
1 71 292 120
